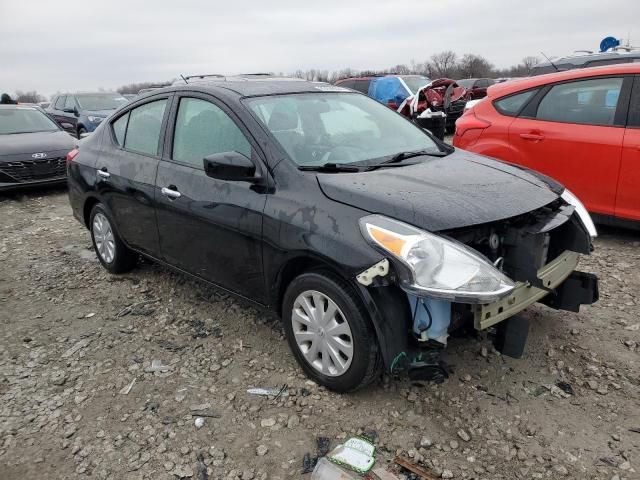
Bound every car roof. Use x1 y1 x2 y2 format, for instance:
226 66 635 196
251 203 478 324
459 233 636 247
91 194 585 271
487 63 640 99
158 80 352 98
534 50 640 69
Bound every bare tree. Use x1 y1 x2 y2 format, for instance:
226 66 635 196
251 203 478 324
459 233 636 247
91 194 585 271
457 54 494 78
14 90 45 103
521 55 541 75
430 51 458 78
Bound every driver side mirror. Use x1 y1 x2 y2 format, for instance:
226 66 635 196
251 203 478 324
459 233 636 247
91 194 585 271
63 107 78 116
203 151 258 182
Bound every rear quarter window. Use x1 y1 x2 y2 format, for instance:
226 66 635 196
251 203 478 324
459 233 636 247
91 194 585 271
493 90 537 116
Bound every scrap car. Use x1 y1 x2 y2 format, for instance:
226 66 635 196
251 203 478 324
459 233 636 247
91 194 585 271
67 78 598 392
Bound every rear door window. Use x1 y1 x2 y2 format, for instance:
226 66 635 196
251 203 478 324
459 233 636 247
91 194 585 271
536 77 623 126
494 90 537 116
172 97 251 168
123 99 168 156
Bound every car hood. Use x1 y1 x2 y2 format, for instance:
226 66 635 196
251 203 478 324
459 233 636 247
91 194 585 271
0 130 76 157
316 149 560 232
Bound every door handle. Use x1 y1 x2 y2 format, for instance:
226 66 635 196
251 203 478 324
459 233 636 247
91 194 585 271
161 186 181 199
519 133 545 141
97 168 110 179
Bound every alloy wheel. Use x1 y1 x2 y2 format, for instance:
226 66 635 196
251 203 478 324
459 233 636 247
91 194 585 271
92 212 116 263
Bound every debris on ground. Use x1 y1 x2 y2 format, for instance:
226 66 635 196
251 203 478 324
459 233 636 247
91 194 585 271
194 417 205 429
327 437 376 473
393 455 439 479
119 378 136 395
156 339 185 352
246 384 289 398
311 457 359 479
189 318 221 339
145 359 171 373
556 380 574 395
116 298 160 317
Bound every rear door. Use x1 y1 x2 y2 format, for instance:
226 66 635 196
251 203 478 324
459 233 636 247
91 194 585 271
617 75 640 221
96 94 173 255
155 93 267 301
508 76 630 216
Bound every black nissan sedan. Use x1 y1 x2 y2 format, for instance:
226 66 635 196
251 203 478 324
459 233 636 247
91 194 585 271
1 105 77 191
67 79 598 392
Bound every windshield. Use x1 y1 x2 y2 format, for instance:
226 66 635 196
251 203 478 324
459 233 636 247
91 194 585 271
400 76 431 93
245 93 440 167
0 107 60 135
76 94 128 111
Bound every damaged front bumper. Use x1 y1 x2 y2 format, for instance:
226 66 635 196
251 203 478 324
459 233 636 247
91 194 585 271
474 250 589 330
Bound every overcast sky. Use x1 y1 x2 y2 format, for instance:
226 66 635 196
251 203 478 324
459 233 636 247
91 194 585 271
1 0 637 97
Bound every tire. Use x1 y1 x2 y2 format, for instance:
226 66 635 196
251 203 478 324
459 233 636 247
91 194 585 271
282 271 381 392
89 203 137 274
77 127 87 138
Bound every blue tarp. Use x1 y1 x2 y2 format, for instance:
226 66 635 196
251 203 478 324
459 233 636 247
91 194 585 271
368 77 410 107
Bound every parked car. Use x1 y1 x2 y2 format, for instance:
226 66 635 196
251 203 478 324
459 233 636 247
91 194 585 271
67 80 598 391
0 105 76 191
530 49 640 76
47 92 128 137
456 78 495 99
453 63 640 227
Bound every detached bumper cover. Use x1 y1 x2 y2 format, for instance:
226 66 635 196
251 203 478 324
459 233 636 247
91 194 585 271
473 250 596 330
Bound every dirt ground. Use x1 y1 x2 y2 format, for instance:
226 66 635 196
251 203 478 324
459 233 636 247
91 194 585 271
0 188 638 480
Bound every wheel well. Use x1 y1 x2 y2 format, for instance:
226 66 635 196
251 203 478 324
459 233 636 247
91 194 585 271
276 256 349 316
83 197 100 228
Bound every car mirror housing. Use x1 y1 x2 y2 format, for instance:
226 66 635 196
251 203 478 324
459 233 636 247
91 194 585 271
203 151 258 182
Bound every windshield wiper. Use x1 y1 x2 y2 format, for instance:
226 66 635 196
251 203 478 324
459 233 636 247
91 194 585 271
364 149 449 171
298 163 361 173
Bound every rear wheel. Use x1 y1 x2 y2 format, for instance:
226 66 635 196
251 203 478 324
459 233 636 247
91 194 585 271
282 271 381 392
89 203 137 273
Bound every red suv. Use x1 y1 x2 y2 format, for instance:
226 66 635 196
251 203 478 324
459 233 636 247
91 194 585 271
454 64 640 226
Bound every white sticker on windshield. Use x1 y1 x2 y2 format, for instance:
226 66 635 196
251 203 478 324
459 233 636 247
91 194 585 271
314 85 350 92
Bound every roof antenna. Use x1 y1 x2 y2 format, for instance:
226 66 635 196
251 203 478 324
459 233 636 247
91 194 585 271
180 74 189 84
540 52 559 72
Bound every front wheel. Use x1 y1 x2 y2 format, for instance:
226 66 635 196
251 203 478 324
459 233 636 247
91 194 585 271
89 203 137 273
282 271 381 392
77 127 87 138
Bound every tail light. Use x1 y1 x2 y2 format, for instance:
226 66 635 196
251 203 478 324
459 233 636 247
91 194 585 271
66 148 79 164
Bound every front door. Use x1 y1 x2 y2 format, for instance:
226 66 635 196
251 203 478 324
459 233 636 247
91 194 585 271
96 95 172 255
155 94 267 301
617 75 640 221
508 76 628 216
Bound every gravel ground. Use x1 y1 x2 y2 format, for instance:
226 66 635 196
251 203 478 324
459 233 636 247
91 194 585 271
0 188 639 480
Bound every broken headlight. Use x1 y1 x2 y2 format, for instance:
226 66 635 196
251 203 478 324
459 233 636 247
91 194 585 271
560 188 597 239
359 215 515 303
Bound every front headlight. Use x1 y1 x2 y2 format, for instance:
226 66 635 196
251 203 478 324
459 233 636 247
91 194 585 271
560 189 597 239
359 215 515 303
87 116 103 123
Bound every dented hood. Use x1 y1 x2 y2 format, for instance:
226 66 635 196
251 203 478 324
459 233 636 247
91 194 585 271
317 149 560 232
